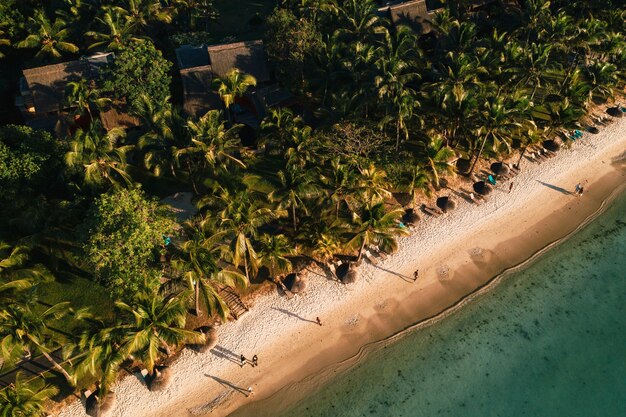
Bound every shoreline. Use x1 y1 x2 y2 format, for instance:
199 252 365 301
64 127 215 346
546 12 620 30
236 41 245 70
231 170 626 417
56 118 626 417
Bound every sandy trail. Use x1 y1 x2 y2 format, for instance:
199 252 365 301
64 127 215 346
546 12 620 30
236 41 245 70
56 116 626 417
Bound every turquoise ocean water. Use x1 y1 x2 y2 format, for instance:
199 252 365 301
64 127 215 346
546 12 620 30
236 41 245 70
277 192 626 417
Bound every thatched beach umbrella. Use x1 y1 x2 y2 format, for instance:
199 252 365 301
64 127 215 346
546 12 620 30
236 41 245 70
456 158 471 173
336 262 358 284
85 390 115 417
99 392 116 415
472 181 493 196
436 196 456 213
284 272 308 294
402 208 420 225
146 366 171 392
543 140 560 152
85 393 101 417
490 162 510 177
606 106 623 118
190 326 218 353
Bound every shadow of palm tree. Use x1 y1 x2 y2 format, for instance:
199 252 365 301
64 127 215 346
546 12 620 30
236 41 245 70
271 307 318 324
536 180 573 195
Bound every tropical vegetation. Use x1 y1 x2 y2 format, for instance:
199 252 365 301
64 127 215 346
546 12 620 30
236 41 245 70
1 0 625 414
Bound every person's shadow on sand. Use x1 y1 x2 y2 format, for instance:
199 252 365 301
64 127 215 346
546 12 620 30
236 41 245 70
536 180 573 195
272 307 318 324
205 374 249 396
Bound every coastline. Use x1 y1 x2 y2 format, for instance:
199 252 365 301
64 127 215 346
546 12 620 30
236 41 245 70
56 118 626 417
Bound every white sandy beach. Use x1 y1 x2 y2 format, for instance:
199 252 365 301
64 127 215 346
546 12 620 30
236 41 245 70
56 116 626 417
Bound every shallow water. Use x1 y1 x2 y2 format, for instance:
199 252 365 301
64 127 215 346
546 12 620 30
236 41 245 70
277 192 626 417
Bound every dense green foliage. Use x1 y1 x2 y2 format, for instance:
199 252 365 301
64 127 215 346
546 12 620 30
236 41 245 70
102 41 172 113
0 0 625 413
82 187 175 297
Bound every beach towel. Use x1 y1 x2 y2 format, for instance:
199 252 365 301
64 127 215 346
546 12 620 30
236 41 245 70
488 175 496 185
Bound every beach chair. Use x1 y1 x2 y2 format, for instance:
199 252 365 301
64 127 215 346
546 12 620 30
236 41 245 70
422 205 442 217
362 248 379 265
468 192 483 205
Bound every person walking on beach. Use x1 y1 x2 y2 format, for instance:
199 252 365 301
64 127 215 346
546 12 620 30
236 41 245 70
252 355 258 367
509 182 514 193
575 183 582 196
247 387 254 397
240 355 246 367
316 317 322 326
413 270 419 281
578 186 584 196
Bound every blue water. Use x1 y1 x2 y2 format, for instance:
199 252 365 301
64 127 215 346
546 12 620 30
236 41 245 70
278 193 626 417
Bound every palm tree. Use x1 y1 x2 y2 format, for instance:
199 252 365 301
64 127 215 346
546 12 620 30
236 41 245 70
66 122 133 188
70 317 126 401
123 0 175 28
335 0 384 44
18 9 79 59
214 192 283 281
347 202 408 263
172 221 247 320
297 217 347 262
0 372 59 417
256 234 295 280
0 302 74 383
65 79 111 120
115 289 202 373
86 6 145 51
397 164 431 209
176 110 245 176
172 0 218 31
376 27 420 151
418 136 456 188
468 96 523 175
213 69 257 121
354 164 391 206
132 94 185 178
0 242 52 294
0 29 9 59
320 158 358 219
244 164 322 232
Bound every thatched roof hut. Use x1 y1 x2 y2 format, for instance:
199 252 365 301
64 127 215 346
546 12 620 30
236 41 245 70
284 272 307 294
542 139 560 152
146 366 171 392
490 162 510 177
402 208 420 225
379 0 434 33
436 196 456 213
179 65 222 118
22 53 113 115
473 181 493 196
606 106 623 118
175 45 209 70
99 105 140 131
207 40 270 83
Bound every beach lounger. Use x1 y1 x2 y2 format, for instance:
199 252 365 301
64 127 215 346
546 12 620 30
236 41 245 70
468 192 483 205
362 249 379 265
422 205 442 217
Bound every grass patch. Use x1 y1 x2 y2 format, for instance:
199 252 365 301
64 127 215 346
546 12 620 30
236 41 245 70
38 272 115 330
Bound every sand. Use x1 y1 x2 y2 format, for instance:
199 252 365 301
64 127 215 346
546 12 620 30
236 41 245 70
56 117 626 417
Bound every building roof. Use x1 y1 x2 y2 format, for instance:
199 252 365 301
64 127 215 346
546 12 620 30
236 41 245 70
388 0 432 31
22 60 91 114
175 45 210 70
22 53 113 114
99 105 141 131
180 65 222 118
207 40 270 83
